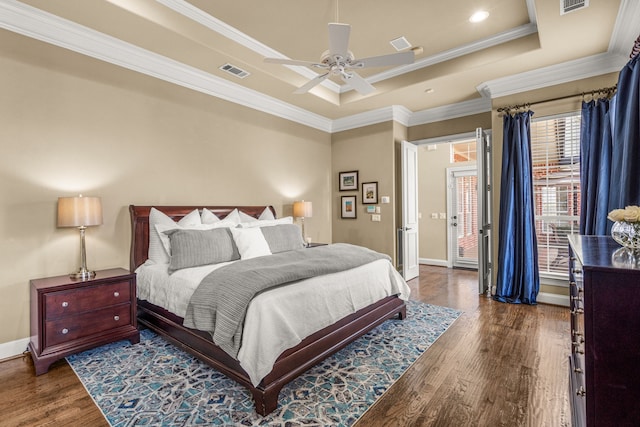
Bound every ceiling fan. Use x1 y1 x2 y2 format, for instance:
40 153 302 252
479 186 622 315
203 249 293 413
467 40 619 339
264 23 415 96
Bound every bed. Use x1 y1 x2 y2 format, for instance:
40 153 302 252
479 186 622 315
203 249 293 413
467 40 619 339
129 205 408 416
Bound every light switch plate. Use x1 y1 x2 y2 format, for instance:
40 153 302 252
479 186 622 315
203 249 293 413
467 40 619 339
372 214 381 222
439 213 447 219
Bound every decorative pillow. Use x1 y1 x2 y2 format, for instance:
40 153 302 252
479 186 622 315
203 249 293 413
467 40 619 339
258 207 276 220
155 220 236 257
200 208 220 224
222 208 242 225
164 228 239 273
239 210 259 223
261 224 305 253
148 208 201 264
229 227 272 259
238 216 294 228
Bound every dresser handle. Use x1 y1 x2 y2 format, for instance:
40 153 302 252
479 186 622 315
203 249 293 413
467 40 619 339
113 291 120 298
574 367 583 374
571 295 582 302
576 348 584 354
571 308 584 315
572 268 582 275
61 301 69 308
572 339 584 346
572 330 583 337
576 387 586 397
114 315 120 321
61 328 69 334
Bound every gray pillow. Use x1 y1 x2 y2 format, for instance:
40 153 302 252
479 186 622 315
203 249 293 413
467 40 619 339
164 228 239 273
260 224 305 253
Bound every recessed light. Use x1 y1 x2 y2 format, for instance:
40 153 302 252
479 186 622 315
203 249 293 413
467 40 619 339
469 10 489 23
425 88 434 94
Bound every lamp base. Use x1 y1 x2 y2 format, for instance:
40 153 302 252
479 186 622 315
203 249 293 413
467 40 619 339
70 268 96 281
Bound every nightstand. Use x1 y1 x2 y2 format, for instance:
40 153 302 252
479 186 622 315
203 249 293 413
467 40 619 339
29 268 139 375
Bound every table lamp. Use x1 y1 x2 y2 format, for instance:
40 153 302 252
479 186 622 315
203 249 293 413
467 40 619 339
293 200 313 245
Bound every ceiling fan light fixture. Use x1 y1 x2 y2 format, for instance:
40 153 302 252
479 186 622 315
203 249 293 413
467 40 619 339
469 10 490 23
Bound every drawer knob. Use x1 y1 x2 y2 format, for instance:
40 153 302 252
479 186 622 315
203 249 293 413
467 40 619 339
61 328 69 334
572 268 582 275
571 308 584 315
576 387 586 397
61 301 69 308
574 367 583 374
114 315 120 321
113 291 120 298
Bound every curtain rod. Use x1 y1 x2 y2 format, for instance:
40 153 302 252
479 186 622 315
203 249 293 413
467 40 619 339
496 85 617 113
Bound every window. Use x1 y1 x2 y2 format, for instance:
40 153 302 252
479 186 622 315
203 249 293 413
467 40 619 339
530 112 581 277
450 139 477 163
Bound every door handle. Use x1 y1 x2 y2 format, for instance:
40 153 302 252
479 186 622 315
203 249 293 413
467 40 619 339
452 223 457 226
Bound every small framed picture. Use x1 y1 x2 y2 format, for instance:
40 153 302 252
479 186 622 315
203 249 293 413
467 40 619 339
339 170 359 191
341 196 357 219
362 181 378 204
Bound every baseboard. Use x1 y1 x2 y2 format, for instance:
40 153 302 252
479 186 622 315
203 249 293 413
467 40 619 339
537 292 569 307
0 337 29 362
419 258 448 267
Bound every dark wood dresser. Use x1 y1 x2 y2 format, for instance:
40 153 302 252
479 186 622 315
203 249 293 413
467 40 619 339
568 235 640 426
29 268 139 375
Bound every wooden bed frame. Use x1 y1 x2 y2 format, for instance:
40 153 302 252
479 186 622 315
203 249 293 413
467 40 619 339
129 205 406 416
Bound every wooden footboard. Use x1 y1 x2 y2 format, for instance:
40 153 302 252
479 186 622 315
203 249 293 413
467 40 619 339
137 296 405 415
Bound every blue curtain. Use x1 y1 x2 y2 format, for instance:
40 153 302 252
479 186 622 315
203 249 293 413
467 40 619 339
608 55 640 210
579 99 612 235
494 111 539 304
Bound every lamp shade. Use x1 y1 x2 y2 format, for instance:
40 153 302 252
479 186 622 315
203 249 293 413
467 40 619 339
57 196 103 227
293 200 313 218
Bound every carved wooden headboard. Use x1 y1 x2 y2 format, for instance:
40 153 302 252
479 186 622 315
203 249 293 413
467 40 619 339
128 205 276 271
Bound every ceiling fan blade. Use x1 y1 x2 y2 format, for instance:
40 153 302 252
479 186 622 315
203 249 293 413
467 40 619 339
341 71 375 95
264 57 327 69
328 23 351 58
349 50 415 69
294 72 330 94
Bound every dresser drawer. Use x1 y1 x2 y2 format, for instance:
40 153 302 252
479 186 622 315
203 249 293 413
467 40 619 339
44 280 131 319
569 355 586 427
44 303 132 347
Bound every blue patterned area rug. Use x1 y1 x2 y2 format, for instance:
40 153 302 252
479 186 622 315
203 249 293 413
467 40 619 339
67 300 460 426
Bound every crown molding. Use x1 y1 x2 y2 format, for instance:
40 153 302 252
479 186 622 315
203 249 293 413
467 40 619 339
608 0 640 57
0 0 332 132
476 52 628 99
408 98 492 127
331 105 413 133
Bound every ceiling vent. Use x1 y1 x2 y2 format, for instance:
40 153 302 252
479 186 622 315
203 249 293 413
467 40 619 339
390 36 411 51
219 63 250 79
560 0 589 15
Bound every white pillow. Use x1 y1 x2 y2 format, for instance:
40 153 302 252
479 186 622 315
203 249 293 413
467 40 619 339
200 208 220 224
239 210 259 223
155 220 236 257
258 207 276 221
229 227 272 259
222 208 242 225
238 216 294 228
148 208 201 264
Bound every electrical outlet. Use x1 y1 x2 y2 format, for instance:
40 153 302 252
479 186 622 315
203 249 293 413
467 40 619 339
431 213 438 219
439 213 447 219
372 214 381 222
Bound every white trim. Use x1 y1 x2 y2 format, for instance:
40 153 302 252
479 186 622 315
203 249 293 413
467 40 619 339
0 337 29 361
537 292 569 307
409 98 492 127
412 130 493 146
419 257 448 267
331 105 413 132
477 52 627 99
608 0 640 57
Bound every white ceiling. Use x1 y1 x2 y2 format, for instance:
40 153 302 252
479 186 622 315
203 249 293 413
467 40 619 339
1 0 638 132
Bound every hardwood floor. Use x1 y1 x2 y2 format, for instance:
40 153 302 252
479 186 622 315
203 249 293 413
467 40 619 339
0 265 570 426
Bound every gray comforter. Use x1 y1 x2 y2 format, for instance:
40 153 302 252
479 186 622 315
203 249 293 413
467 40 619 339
183 243 390 359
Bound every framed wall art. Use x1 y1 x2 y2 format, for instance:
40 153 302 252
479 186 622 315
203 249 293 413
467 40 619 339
341 195 357 219
362 181 378 204
339 170 358 191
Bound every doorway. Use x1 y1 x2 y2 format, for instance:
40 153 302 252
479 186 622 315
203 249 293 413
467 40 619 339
447 167 478 269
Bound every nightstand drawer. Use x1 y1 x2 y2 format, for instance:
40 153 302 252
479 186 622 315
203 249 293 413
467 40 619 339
44 303 132 347
44 280 131 319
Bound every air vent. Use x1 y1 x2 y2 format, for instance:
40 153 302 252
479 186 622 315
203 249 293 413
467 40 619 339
219 63 250 79
560 0 589 15
390 36 411 51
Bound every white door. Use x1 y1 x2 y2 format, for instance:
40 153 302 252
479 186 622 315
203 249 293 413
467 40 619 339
447 167 479 269
476 128 493 296
401 140 419 281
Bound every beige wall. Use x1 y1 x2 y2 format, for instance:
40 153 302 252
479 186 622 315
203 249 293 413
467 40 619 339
0 32 332 346
331 122 398 262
